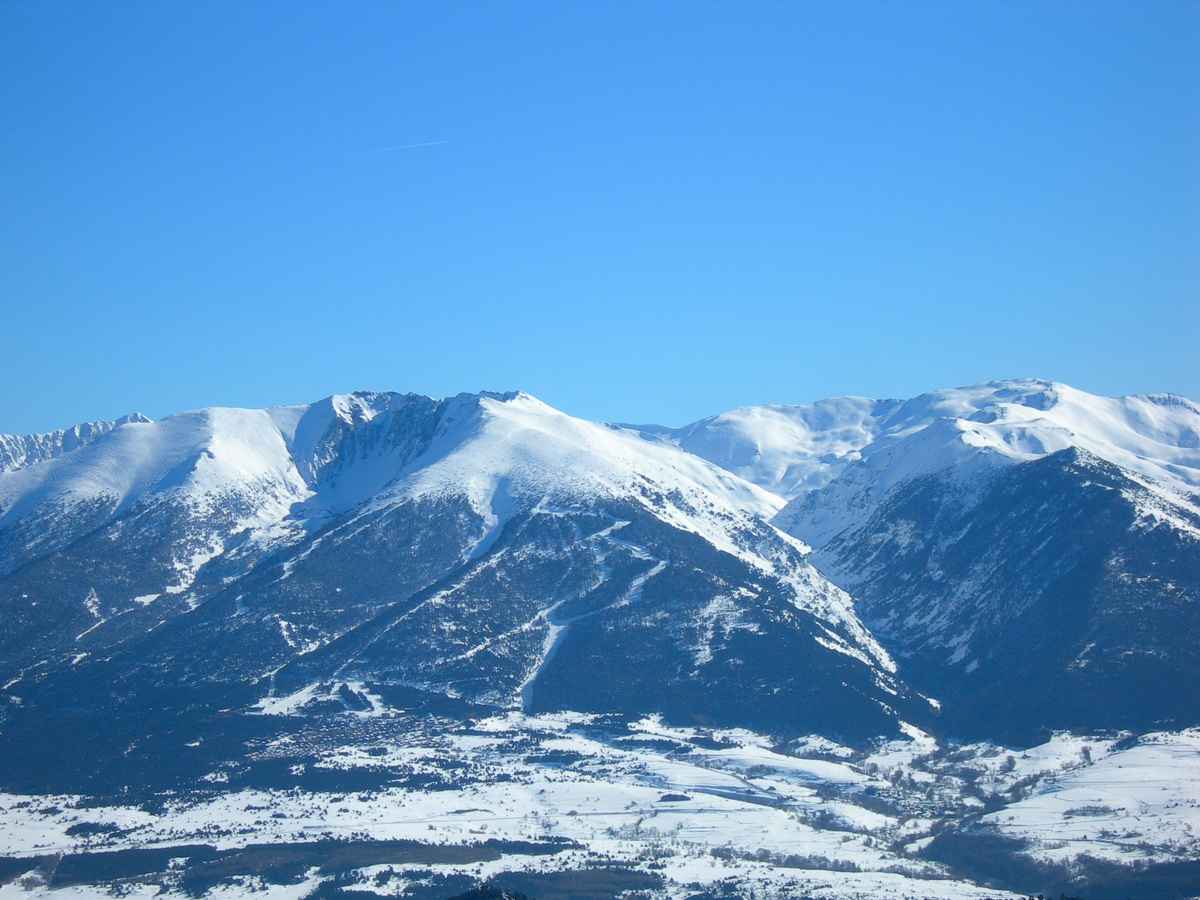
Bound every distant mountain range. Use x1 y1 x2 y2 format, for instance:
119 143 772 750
1 379 1197 778
3 378 1199 898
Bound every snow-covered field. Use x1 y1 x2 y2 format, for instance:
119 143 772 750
983 729 1200 865
0 711 1023 898
4 708 1197 897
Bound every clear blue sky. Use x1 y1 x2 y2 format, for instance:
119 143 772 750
2 1 1196 434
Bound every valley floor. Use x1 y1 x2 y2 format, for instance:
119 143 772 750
2 697 1198 898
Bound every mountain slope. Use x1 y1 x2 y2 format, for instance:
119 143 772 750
0 390 924 790
652 379 1200 509
775 379 1200 546
658 379 1200 742
622 396 901 499
803 447 1200 741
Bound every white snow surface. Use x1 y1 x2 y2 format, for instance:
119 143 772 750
0 413 151 474
858 379 1200 499
0 712 1030 899
624 396 897 499
0 407 309 528
724 379 1200 549
983 729 1200 864
648 379 1200 509
10 379 1195 554
386 392 786 564
0 392 782 556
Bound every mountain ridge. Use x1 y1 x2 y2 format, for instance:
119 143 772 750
632 378 1200 507
0 412 152 473
0 387 918 776
3 378 1197 747
1 379 1197 898
646 379 1200 742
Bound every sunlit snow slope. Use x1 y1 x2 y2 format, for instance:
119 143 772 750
622 396 900 499
0 413 151 473
645 379 1200 511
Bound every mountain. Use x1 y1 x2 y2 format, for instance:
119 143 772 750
648 379 1200 507
621 397 901 499
773 379 1200 543
2 382 1198 899
0 412 151 473
663 379 1200 742
0 390 923 790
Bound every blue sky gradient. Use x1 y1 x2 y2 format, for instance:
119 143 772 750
2 1 1196 433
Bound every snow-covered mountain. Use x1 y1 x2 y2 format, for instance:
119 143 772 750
3 381 1199 899
654 379 1200 740
774 379 1200 544
0 389 923 788
650 379 1200 510
0 412 151 473
622 397 901 499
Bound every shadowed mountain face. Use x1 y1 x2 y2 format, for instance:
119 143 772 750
662 380 1200 744
0 390 921 791
792 449 1200 742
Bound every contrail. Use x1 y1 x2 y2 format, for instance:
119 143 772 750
377 140 448 152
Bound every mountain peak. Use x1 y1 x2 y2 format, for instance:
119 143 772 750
654 379 1200 503
0 383 912 750
0 412 153 474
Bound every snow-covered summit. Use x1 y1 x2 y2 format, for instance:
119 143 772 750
748 382 1200 743
0 412 151 473
623 396 901 499
6 379 1196 557
0 406 306 529
392 391 786 560
856 379 1200 498
647 379 1200 506
0 389 790 573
